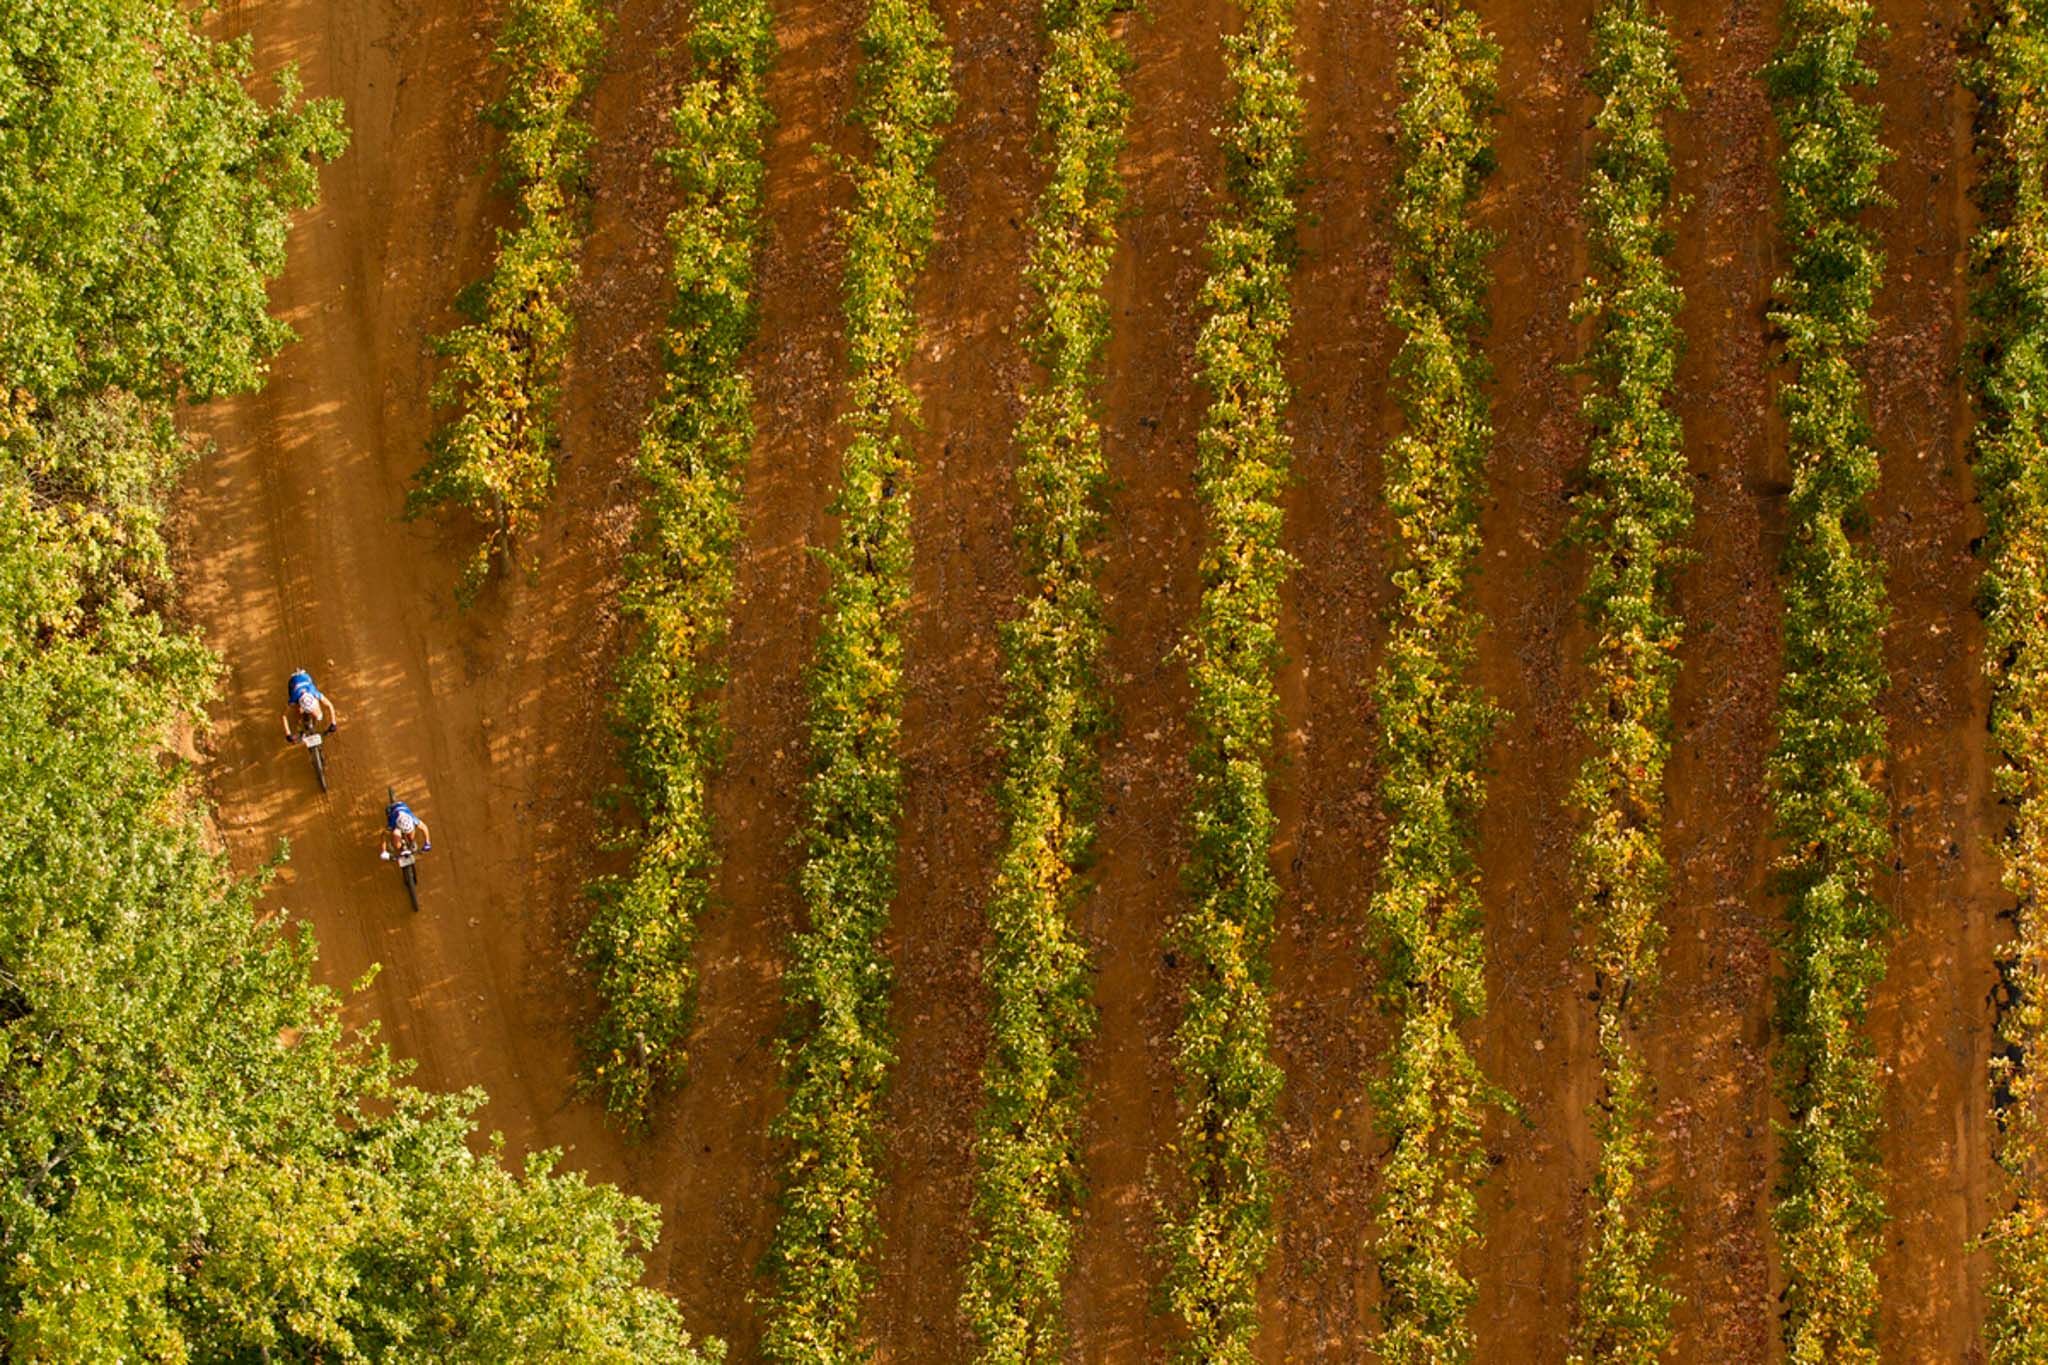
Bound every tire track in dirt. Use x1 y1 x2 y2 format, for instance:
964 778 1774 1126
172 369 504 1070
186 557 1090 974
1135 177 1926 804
861 0 1038 1355
1062 1 1230 1356
1864 0 1999 1353
1258 0 1403 1356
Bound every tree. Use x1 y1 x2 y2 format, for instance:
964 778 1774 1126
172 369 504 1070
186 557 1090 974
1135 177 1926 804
0 0 347 405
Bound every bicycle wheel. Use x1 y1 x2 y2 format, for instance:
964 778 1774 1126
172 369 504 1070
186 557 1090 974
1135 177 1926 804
404 862 420 914
312 744 327 793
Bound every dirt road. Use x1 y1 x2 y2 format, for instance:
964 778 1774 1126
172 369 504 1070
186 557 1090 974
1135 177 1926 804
186 0 603 1165
183 0 690 1222
179 0 2002 1358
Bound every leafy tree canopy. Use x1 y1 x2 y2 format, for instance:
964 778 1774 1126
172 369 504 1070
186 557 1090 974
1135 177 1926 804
0 0 347 405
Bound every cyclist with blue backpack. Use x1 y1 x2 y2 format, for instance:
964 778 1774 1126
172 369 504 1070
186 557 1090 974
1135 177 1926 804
281 668 339 741
382 796 432 857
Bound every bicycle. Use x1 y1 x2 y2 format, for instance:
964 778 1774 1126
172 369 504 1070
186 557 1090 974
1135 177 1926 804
284 716 338 792
380 786 432 912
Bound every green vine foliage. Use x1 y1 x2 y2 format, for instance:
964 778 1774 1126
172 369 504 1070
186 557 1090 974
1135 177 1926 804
1969 5 2048 1359
577 0 776 1126
1564 1 1687 1359
957 0 1128 1358
1158 2 1303 1360
408 0 609 600
1368 6 1498 1361
759 1 954 1358
1760 0 1893 1357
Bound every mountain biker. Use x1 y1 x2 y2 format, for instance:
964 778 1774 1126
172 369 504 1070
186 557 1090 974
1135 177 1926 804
382 798 432 857
282 668 339 741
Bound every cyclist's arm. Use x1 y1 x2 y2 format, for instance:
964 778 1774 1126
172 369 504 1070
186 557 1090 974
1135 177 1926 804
414 820 431 846
322 695 339 728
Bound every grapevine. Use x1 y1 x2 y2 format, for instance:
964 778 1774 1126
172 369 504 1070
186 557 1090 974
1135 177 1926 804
1760 0 1894 1355
1564 1 1688 1358
409 0 608 599
958 0 1129 1357
1969 5 2048 1358
758 1 955 1357
579 0 776 1125
1368 5 1499 1359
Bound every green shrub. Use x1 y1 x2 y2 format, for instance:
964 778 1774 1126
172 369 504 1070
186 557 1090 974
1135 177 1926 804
0 0 345 405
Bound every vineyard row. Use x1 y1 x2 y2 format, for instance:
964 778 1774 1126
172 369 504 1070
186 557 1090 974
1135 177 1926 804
1970 2 2048 1355
1565 0 1687 1357
1367 5 1500 1359
957 0 1129 1359
578 0 777 1125
757 0 955 1359
408 0 608 599
1159 0 1304 1360
1763 0 1895 1356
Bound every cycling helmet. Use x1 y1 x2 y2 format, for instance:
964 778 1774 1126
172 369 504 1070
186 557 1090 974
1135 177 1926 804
394 810 417 835
298 691 323 717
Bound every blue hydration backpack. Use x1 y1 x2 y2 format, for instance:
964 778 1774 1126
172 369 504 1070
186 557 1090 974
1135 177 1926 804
287 670 320 707
386 801 417 833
